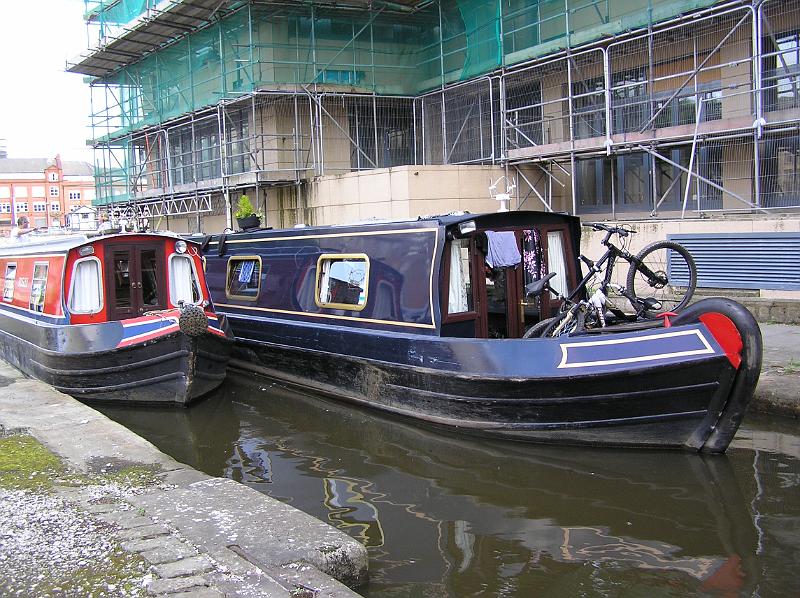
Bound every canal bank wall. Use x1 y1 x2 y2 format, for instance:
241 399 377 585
0 360 367 597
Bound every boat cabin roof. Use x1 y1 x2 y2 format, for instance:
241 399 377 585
0 230 190 257
201 211 581 242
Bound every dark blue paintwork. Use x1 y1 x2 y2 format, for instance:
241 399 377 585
202 213 761 452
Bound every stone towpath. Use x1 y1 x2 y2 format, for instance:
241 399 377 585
0 360 367 598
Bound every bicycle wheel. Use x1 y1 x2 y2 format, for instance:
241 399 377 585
522 317 557 338
626 241 697 317
528 310 586 338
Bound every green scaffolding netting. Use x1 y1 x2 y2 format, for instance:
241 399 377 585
88 0 721 202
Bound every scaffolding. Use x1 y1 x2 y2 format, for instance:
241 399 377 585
71 0 800 220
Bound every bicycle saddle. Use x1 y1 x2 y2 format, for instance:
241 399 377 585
525 272 557 297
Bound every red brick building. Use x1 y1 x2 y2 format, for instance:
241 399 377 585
0 155 94 236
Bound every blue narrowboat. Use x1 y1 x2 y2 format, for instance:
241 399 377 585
0 231 233 404
202 211 761 452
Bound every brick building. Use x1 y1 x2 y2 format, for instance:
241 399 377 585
0 156 95 236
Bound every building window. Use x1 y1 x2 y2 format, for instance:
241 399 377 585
15 202 28 213
760 133 800 208
48 172 58 182
49 186 59 197
0 187 9 199
3 263 16 302
226 256 261 300
68 191 81 200
50 202 60 212
33 203 47 213
14 187 28 199
30 263 48 312
316 254 369 310
0 204 10 213
31 186 45 198
763 30 800 112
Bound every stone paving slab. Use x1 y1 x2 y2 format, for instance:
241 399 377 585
152 555 215 579
0 360 367 598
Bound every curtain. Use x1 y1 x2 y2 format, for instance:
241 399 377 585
170 256 195 305
69 260 101 313
547 231 568 298
448 241 469 313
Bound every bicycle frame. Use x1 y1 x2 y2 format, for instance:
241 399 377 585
564 232 650 317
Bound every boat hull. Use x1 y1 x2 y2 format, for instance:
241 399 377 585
0 311 233 406
225 298 759 452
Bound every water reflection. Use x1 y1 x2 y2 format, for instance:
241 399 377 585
98 378 800 597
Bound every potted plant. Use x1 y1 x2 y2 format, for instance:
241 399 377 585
234 194 261 230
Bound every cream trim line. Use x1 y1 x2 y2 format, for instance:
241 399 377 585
208 227 440 245
216 302 437 329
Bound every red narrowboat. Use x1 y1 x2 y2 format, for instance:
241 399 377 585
0 231 232 404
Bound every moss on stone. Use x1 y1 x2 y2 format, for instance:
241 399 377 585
26 546 148 597
0 434 71 491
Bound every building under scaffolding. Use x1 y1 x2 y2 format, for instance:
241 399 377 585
69 0 800 233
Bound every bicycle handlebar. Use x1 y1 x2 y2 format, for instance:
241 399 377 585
585 222 634 237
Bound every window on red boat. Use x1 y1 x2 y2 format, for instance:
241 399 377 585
69 258 102 314
170 254 201 305
3 263 16 302
29 263 48 313
226 256 261 300
316 254 369 311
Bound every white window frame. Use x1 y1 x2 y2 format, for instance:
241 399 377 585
50 202 60 212
29 262 48 313
49 186 59 197
48 172 58 182
3 263 16 302
33 202 47 213
68 256 103 314
168 253 203 307
68 191 81 200
0 204 10 214
15 202 28 213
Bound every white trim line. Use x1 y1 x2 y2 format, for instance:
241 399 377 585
557 329 715 369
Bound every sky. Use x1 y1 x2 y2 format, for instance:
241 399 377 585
0 0 93 163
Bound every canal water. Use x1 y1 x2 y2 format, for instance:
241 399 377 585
98 377 800 597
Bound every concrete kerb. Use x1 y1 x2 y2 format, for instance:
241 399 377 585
0 360 367 598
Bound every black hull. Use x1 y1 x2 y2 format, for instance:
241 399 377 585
0 329 231 406
230 343 724 450
223 298 761 452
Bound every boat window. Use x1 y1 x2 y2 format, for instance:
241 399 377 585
547 231 569 297
3 263 16 302
169 254 201 306
29 263 48 313
226 256 261 300
316 254 369 311
69 258 102 314
448 239 473 314
113 252 132 309
141 249 160 308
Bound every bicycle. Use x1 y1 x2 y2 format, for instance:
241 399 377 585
523 223 698 338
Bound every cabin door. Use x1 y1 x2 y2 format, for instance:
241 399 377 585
106 244 167 320
481 226 577 338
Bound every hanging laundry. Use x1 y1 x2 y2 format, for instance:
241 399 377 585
485 231 521 268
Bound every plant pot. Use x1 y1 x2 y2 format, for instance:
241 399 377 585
237 215 261 230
